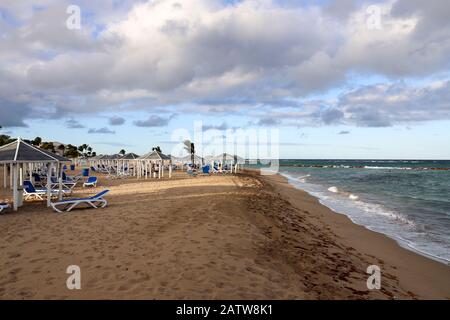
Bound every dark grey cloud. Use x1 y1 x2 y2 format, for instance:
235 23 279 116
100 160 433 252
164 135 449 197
257 117 281 126
0 98 30 127
248 80 450 128
338 80 450 127
321 108 344 124
133 115 173 127
203 122 228 131
338 131 350 135
65 119 85 129
108 116 125 126
323 0 357 20
392 0 450 39
88 127 115 134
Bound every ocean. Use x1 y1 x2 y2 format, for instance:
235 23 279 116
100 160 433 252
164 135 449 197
252 160 450 264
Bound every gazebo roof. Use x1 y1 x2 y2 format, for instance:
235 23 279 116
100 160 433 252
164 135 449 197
0 138 71 163
206 153 245 163
122 153 140 160
171 154 204 163
138 150 171 161
106 154 122 160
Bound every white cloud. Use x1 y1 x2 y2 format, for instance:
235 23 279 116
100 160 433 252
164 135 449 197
0 0 449 127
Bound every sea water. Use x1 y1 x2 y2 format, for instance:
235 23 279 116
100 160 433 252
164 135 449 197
254 160 450 264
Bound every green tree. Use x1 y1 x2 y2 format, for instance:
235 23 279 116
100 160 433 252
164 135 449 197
0 126 13 146
77 144 95 158
0 136 13 146
119 149 126 155
41 142 55 153
32 137 42 146
64 144 80 158
57 144 65 155
152 146 162 153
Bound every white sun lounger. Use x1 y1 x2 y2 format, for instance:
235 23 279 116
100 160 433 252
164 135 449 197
50 190 110 213
0 203 10 213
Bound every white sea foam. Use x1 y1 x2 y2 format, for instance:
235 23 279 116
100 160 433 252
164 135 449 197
349 194 359 200
364 166 412 170
280 170 450 264
328 186 338 193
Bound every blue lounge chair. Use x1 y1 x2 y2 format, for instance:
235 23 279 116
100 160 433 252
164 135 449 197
50 176 77 191
64 173 82 182
24 180 52 200
32 173 44 187
50 190 110 213
202 165 210 174
83 176 98 187
23 180 69 200
0 203 10 213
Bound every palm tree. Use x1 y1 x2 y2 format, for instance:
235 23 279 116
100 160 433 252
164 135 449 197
183 140 195 165
65 144 80 158
77 144 95 157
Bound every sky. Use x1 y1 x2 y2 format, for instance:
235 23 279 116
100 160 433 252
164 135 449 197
0 0 449 159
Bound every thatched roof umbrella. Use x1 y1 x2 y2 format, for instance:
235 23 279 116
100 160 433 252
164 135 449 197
0 138 70 210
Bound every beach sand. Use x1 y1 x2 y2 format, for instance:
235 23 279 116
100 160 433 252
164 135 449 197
0 168 449 299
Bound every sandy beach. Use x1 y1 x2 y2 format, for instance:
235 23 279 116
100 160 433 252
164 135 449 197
0 168 449 300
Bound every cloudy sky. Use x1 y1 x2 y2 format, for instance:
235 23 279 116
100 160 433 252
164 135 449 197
0 0 449 158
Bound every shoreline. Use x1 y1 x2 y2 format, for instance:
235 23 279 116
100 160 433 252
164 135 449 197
276 171 450 266
0 169 449 299
255 170 450 299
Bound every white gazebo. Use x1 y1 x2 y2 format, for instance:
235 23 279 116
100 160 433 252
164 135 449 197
171 154 204 167
206 153 244 173
136 150 172 179
117 153 140 177
0 138 71 211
